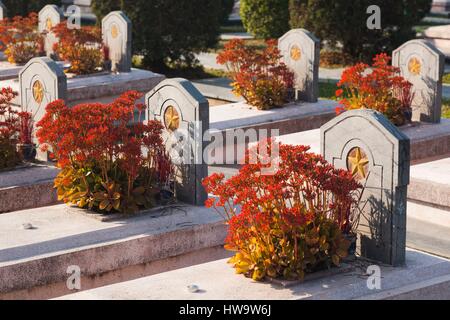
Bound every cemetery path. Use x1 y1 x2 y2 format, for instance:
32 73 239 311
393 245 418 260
208 166 450 260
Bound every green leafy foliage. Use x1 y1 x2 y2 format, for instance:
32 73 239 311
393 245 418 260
240 0 290 39
1 0 58 17
91 0 223 70
289 0 432 63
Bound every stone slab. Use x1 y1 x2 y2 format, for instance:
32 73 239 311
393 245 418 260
0 164 59 213
2 68 164 104
409 157 450 208
272 120 450 162
0 204 227 297
56 249 450 300
210 100 338 133
0 60 66 81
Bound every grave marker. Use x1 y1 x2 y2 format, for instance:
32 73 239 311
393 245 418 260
19 57 67 159
38 5 64 57
392 39 445 123
278 29 320 102
102 11 132 72
146 78 209 206
0 1 6 20
321 109 410 266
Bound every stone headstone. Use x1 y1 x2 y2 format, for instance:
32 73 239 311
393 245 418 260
321 109 410 266
102 11 132 72
19 57 67 129
38 5 64 57
0 1 6 20
146 78 209 206
392 39 445 123
278 29 320 102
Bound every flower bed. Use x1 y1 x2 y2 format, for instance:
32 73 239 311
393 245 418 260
52 23 105 75
203 141 362 281
217 39 294 110
0 13 44 64
335 53 414 126
0 87 35 169
36 91 174 214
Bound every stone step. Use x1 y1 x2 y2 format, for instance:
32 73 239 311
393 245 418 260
0 164 59 213
0 203 227 299
1 197 449 299
55 248 450 300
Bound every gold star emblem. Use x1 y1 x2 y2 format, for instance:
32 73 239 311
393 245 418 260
408 57 421 76
32 80 44 104
347 147 369 180
111 24 119 39
46 18 53 31
290 45 302 61
164 106 180 132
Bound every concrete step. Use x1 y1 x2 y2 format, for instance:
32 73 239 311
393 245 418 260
0 204 227 299
55 249 450 300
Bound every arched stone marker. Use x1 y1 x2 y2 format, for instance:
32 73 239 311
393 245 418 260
146 78 209 206
278 29 320 102
0 1 6 20
19 57 67 127
393 39 445 123
38 5 64 57
102 11 132 72
321 109 410 266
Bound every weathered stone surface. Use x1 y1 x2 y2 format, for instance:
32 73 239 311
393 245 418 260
56 249 450 300
278 29 320 102
321 109 410 266
38 5 64 57
392 39 445 123
146 78 209 206
423 25 450 58
102 11 132 72
0 204 227 299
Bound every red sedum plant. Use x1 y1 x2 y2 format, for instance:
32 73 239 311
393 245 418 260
336 53 414 126
0 87 21 169
217 39 294 110
203 141 362 281
52 23 104 75
0 13 43 64
36 91 173 214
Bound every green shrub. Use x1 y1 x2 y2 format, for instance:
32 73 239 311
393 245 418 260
1 0 58 17
0 137 20 170
240 0 289 39
91 0 223 70
289 0 432 63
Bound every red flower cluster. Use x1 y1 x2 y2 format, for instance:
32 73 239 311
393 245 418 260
336 53 414 126
217 39 294 110
0 87 33 168
52 23 104 75
203 142 362 280
36 91 173 213
0 13 43 64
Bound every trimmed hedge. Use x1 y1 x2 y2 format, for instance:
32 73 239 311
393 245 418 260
92 0 223 70
289 0 432 63
1 0 58 17
240 0 289 39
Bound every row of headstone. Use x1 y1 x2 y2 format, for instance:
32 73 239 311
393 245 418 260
278 29 445 124
18 54 409 267
38 6 132 72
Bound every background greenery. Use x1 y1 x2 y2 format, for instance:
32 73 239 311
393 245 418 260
92 0 232 71
1 0 58 17
240 0 290 39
